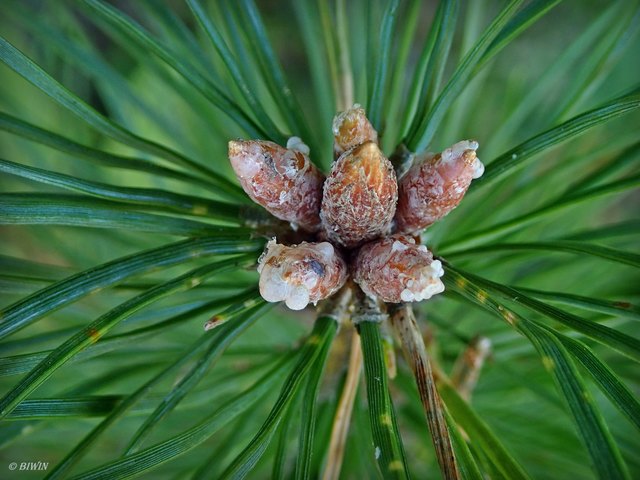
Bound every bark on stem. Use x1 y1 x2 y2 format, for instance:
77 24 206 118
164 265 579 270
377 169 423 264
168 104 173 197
322 331 363 480
389 304 461 480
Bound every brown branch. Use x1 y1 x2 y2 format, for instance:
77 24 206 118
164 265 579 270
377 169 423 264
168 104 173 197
389 304 461 480
451 335 492 400
336 0 354 110
322 330 363 480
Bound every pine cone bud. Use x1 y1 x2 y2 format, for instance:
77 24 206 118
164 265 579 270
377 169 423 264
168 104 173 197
228 139 324 231
320 141 398 248
257 239 348 311
353 235 444 303
395 140 484 234
332 104 378 157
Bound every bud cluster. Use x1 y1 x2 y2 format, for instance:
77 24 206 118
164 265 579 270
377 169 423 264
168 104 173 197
321 141 397 248
228 139 324 232
228 105 484 311
395 140 483 234
257 240 347 310
353 235 444 303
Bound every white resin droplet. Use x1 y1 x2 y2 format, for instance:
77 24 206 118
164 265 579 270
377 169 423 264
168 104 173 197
415 280 445 301
286 136 310 155
391 240 408 252
430 260 445 278
259 276 288 303
441 140 478 164
285 285 311 310
315 241 335 258
228 141 263 179
471 157 485 179
403 259 446 301
400 289 415 302
257 239 277 274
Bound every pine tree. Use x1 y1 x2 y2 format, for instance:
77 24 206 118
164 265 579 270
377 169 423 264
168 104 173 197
1 1 638 478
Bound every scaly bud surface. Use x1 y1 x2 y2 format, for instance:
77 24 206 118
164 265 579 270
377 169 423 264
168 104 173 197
353 235 444 303
395 140 484 234
332 104 378 157
321 141 398 248
257 240 348 310
229 139 324 231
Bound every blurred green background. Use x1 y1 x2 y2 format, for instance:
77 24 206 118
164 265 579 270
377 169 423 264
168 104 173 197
1 1 639 478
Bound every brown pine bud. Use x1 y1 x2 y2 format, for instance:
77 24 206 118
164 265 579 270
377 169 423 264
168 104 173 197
395 140 484 234
228 139 324 231
332 104 378 157
353 235 444 303
320 141 398 248
257 239 348 310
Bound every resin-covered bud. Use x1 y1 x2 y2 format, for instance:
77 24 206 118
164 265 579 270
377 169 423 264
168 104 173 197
332 104 378 157
321 141 398 248
257 239 348 310
228 139 324 231
353 235 444 303
395 140 484 234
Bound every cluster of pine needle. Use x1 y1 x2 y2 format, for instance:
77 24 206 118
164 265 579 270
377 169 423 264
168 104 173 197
0 1 638 479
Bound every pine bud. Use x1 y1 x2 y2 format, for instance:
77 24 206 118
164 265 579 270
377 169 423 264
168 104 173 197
332 104 378 157
353 235 444 303
228 139 325 231
257 239 348 311
395 140 484 234
320 141 398 248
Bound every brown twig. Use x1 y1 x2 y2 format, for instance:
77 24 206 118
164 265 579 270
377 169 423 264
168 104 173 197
389 304 461 480
336 0 354 110
322 330 363 480
451 335 492 400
